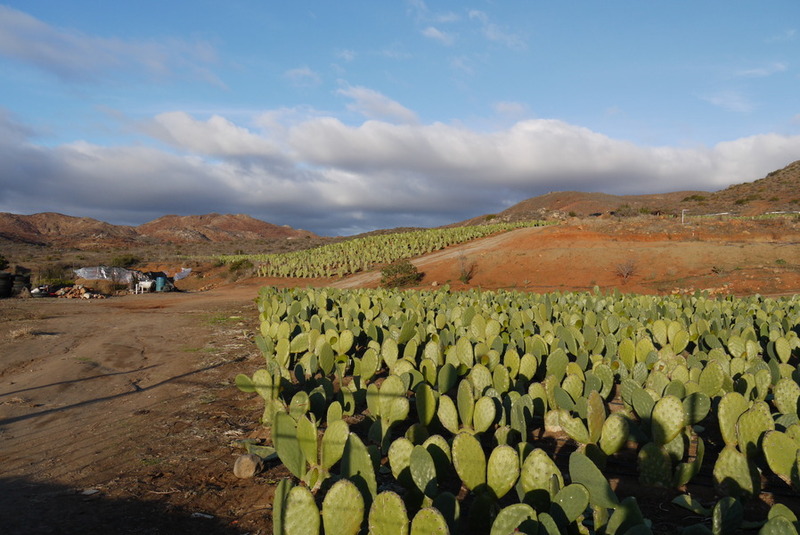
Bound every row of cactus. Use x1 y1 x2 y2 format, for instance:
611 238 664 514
218 221 549 279
272 448 652 535
237 286 800 533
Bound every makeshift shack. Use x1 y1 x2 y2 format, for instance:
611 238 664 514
73 266 190 294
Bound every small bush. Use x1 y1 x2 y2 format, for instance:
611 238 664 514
380 260 422 288
458 254 476 284
682 194 707 202
110 254 140 268
615 259 637 282
614 204 638 217
227 258 254 280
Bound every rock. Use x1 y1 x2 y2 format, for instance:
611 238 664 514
233 453 263 478
431 281 438 287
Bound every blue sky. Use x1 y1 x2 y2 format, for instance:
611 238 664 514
1 1 798 235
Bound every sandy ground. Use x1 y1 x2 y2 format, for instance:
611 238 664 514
1 217 799 534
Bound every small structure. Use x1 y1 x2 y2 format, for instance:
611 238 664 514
73 266 184 294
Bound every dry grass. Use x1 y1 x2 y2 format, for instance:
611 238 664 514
9 326 35 339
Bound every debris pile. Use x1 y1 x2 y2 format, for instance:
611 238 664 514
55 285 106 299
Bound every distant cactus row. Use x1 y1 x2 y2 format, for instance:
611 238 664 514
237 286 800 534
218 221 549 279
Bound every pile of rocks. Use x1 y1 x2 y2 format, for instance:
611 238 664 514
55 285 106 299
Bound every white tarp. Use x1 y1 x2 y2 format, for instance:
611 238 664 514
73 266 142 284
173 268 192 280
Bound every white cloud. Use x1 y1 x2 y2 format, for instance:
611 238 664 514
284 66 321 87
701 91 755 113
146 112 284 159
422 26 455 46
766 29 796 43
0 5 222 85
2 103 800 235
468 10 526 50
736 62 788 77
493 101 528 116
337 86 419 124
336 49 356 62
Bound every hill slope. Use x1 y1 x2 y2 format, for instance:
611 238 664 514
0 212 317 248
461 159 800 224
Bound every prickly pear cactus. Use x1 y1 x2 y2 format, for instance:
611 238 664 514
490 504 538 535
519 448 564 509
284 485 320 535
763 430 800 486
415 382 438 426
599 412 630 456
410 508 449 534
273 412 306 479
718 392 749 446
452 432 486 492
410 445 438 497
735 401 774 458
773 378 800 416
388 437 414 485
713 445 760 498
322 479 364 535
550 484 589 527
637 442 672 487
568 451 619 509
682 392 711 425
487 444 519 499
368 491 409 535
559 410 591 445
651 395 687 446
473 396 497 433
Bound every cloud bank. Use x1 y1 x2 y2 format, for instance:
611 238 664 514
1 93 799 236
0 5 221 85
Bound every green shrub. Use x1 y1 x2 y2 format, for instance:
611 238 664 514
380 260 422 288
110 254 140 268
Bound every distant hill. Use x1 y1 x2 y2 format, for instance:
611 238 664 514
0 212 317 248
459 159 800 224
136 213 315 243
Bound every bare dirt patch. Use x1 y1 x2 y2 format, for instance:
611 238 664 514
1 217 799 534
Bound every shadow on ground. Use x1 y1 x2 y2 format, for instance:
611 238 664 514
1 476 245 535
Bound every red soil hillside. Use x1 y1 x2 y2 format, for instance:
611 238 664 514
136 213 317 243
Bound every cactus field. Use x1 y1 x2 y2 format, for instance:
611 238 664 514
239 285 800 534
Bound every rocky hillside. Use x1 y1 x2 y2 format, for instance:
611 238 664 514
460 159 800 224
0 212 317 247
136 213 315 243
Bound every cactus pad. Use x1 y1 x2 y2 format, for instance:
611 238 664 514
410 508 450 535
550 484 589 526
410 445 438 497
599 412 630 456
568 451 619 509
368 491 409 535
735 401 774 458
718 392 748 446
452 432 486 492
473 396 497 433
284 485 320 535
490 504 538 535
322 478 364 535
637 442 672 487
651 395 687 446
713 445 759 498
520 448 563 509
773 378 800 416
487 444 520 499
763 430 800 485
